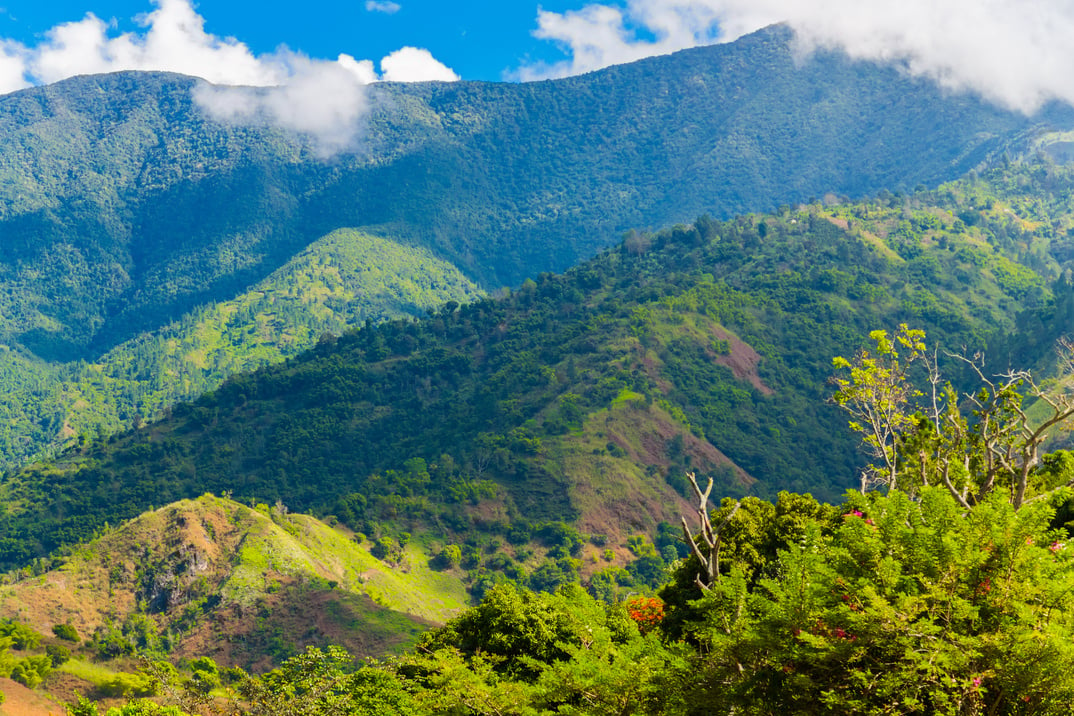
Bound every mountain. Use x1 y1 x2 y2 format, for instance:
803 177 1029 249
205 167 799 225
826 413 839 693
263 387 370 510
5 158 1073 573
2 24 1072 469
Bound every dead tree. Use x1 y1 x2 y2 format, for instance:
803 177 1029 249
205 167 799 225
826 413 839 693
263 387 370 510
680 471 740 590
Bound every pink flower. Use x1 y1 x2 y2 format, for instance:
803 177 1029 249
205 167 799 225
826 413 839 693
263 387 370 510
1051 541 1065 553
972 677 982 688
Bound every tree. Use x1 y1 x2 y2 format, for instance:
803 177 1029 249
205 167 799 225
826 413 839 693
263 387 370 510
672 487 1074 714
831 326 1074 508
829 325 927 492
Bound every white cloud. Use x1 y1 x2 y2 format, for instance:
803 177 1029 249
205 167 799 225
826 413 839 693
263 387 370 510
380 46 460 82
517 0 1074 114
29 0 281 86
0 0 460 154
0 42 29 94
194 52 370 156
365 1 402 14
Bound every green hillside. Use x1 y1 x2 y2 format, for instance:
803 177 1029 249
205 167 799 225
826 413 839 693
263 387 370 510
0 25 1070 468
0 229 481 469
4 159 1073 574
0 493 468 673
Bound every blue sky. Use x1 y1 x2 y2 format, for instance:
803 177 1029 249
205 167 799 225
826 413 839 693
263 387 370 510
0 1 593 82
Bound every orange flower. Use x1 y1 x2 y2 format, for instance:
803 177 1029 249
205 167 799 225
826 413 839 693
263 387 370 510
625 596 665 633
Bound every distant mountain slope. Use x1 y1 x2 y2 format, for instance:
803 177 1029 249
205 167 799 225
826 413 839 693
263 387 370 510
1 25 1071 468
0 25 1064 362
0 229 481 469
5 160 1071 570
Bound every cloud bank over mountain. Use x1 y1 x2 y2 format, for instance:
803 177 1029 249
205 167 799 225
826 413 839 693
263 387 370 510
516 0 1074 114
2 0 1070 145
0 0 457 153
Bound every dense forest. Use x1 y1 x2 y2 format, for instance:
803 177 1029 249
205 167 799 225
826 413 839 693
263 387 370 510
0 228 482 470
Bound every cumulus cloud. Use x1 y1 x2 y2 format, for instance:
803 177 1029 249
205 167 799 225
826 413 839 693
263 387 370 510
194 53 371 156
517 0 1074 114
365 1 402 14
0 0 459 154
28 0 281 86
380 47 460 82
0 42 29 94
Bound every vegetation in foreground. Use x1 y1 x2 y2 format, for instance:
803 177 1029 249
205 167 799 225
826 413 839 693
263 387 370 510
58 482 1074 715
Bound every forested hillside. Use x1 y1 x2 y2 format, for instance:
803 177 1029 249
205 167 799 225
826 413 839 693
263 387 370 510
4 159 1074 573
0 229 481 469
2 24 1072 470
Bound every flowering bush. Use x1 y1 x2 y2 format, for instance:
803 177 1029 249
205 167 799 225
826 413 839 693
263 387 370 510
625 596 665 633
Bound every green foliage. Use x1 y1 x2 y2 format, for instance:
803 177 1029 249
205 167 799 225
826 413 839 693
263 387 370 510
0 23 1056 472
46 643 71 667
90 614 165 660
0 619 41 650
833 326 1074 507
102 702 190 716
419 583 625 680
672 487 1074 714
96 672 159 698
10 654 52 688
237 645 415 716
6 166 1074 567
431 544 462 569
53 623 80 642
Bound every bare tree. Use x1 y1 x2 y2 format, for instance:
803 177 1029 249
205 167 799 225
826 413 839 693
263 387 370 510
680 472 740 589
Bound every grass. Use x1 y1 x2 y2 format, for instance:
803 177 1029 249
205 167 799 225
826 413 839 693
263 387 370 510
214 501 468 623
60 658 124 688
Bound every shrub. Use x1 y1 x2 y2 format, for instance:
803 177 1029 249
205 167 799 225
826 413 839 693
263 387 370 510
52 623 80 642
45 644 70 667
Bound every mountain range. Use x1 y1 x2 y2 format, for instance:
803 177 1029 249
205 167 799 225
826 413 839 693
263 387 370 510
2 24 1073 469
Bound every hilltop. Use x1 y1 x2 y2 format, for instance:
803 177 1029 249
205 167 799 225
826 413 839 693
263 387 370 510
0 494 467 672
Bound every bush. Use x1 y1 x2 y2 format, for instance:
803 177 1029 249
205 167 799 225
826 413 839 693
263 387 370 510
0 620 41 650
45 643 70 667
431 544 462 569
10 655 52 688
98 672 157 698
52 623 80 642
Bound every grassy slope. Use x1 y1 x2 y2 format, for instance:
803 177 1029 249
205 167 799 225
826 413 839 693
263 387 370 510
0 494 467 670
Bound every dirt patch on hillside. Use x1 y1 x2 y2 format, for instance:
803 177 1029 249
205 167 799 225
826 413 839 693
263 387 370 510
709 327 773 396
626 409 754 489
0 675 66 715
568 404 755 547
